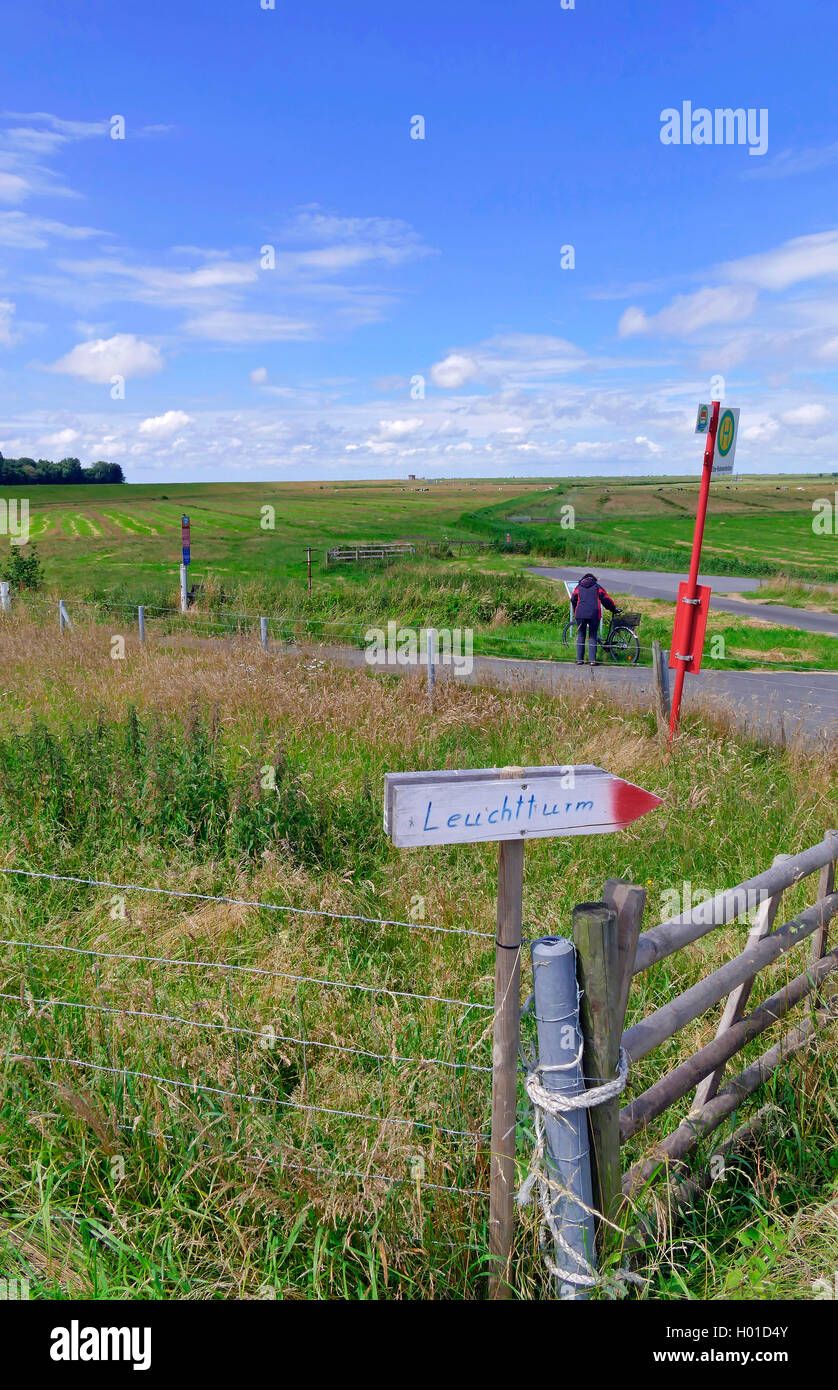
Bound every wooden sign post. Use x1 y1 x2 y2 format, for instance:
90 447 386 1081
383 763 662 1298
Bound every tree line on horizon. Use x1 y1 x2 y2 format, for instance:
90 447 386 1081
0 454 124 486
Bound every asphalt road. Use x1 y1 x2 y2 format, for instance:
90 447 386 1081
304 643 838 744
160 628 838 745
530 565 838 639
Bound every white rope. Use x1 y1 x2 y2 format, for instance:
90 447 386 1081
517 1048 645 1298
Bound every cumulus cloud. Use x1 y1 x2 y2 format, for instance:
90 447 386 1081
139 410 193 438
742 417 780 443
48 333 164 383
779 403 830 430
377 418 423 439
250 366 268 384
39 427 79 448
430 353 479 389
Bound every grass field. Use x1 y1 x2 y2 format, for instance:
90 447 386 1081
0 614 837 1300
466 477 838 583
3 474 837 673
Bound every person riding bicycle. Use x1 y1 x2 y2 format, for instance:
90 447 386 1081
570 573 618 666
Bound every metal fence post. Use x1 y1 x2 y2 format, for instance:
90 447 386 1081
58 600 72 633
0 582 10 613
260 617 269 652
426 627 436 709
138 605 146 644
180 565 189 614
530 935 596 1299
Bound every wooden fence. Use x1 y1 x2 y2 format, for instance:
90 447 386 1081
325 542 416 565
325 538 493 565
571 831 838 1240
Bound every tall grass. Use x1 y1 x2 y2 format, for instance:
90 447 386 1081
0 615 837 1299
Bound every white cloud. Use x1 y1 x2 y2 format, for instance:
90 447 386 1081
431 336 587 389
0 172 29 202
634 435 663 454
617 306 649 338
250 366 268 384
619 286 758 338
0 299 17 346
48 333 164 383
377 418 423 439
742 417 780 443
722 230 838 290
779 403 830 430
0 210 103 248
40 427 79 448
431 353 479 389
139 410 193 438
182 310 312 342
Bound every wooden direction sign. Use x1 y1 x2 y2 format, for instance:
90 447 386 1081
384 765 662 848
384 760 662 1299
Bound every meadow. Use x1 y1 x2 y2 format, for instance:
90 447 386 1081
0 610 837 1300
4 474 838 672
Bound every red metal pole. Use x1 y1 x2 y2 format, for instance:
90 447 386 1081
668 401 719 741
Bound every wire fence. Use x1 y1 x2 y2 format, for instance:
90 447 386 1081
1 865 496 1203
1 590 832 674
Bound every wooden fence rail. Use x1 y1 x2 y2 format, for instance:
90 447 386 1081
569 830 838 1235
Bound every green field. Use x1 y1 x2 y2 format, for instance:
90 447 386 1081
3 474 837 672
0 613 836 1300
5 474 837 593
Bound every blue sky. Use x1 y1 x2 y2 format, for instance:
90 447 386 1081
2 0 838 481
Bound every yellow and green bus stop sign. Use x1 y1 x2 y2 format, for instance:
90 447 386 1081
713 407 739 475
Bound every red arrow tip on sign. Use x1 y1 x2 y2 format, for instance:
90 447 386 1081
611 778 663 826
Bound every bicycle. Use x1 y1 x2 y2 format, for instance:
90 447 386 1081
560 607 641 664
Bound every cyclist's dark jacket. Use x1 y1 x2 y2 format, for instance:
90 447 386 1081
571 575 617 623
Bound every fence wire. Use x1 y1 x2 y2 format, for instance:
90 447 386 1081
0 863 495 1203
3 592 829 674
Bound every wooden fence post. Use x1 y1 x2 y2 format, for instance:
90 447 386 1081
652 640 671 736
691 852 792 1112
488 770 525 1300
810 829 838 969
573 901 622 1241
603 878 647 1032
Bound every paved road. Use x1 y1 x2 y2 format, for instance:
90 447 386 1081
160 632 838 745
530 565 838 639
305 643 838 744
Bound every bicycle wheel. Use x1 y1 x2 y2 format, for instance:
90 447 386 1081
561 620 576 650
607 626 640 664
